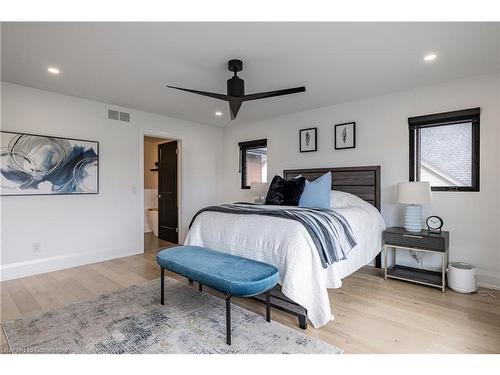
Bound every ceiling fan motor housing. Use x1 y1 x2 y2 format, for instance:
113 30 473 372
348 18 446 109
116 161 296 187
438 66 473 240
227 59 244 97
227 76 244 97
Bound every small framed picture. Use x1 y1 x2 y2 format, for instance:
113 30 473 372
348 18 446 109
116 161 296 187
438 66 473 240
334 122 356 150
299 127 317 152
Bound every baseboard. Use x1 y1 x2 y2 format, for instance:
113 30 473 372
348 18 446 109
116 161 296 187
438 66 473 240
0 246 143 281
476 269 500 290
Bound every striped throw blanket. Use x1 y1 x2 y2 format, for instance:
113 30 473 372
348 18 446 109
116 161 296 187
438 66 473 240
189 204 357 268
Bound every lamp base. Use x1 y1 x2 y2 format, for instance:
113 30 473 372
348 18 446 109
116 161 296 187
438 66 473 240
254 196 265 205
404 205 423 232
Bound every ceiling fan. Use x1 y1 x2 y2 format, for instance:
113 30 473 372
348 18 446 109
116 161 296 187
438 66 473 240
167 59 306 120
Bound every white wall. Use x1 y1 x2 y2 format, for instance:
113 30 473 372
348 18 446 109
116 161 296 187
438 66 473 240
0 82 223 280
221 74 500 288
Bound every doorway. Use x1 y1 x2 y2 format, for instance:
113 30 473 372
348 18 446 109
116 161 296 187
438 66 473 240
143 136 179 252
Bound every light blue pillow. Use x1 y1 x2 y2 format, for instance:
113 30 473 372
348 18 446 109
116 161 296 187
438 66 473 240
299 172 332 209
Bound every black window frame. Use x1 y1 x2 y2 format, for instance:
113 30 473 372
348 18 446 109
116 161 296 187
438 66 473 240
238 138 267 189
408 107 480 192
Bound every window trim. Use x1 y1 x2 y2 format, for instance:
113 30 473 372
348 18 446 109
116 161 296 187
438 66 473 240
408 108 480 192
238 138 267 189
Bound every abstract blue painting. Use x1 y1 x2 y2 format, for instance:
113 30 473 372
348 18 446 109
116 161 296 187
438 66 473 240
1 131 99 196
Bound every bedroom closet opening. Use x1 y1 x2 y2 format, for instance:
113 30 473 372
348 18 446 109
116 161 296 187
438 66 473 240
143 135 180 252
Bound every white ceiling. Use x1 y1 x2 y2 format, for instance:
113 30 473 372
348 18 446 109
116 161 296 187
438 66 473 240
2 22 499 126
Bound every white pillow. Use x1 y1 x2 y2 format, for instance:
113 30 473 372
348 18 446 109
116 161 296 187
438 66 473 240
330 190 370 209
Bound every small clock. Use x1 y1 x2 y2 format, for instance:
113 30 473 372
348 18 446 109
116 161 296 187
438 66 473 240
426 216 443 233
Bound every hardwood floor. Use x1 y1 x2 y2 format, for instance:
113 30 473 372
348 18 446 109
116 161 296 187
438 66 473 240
144 232 172 252
1 236 499 354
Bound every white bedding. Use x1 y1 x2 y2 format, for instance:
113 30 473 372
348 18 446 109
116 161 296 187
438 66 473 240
184 191 385 328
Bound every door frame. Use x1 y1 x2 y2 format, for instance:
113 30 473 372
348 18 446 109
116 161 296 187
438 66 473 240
138 129 183 252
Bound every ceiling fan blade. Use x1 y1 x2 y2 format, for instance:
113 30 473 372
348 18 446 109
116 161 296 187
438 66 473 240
243 86 306 101
166 86 230 101
229 100 243 120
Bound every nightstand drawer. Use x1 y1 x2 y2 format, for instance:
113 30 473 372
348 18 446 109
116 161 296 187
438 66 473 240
383 231 447 251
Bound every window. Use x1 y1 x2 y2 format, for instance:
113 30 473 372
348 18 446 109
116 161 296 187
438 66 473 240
409 108 480 191
239 139 267 189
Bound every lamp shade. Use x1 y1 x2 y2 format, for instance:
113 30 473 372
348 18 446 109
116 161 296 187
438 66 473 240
251 182 269 197
397 182 431 204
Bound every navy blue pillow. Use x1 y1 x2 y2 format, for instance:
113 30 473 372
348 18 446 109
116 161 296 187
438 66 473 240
265 175 306 206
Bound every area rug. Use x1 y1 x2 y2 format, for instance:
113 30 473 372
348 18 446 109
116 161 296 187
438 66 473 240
2 278 342 354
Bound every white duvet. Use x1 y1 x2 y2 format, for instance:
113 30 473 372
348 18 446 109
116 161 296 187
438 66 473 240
184 191 386 328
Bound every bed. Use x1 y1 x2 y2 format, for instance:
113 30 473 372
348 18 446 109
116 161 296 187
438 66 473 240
184 166 385 329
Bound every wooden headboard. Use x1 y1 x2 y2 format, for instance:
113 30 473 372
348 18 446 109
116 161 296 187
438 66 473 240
283 165 381 211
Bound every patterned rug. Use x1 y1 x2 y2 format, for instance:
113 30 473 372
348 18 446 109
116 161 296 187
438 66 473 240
2 278 342 354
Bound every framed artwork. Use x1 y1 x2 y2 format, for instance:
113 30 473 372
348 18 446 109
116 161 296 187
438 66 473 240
299 127 317 152
334 122 356 150
1 131 99 196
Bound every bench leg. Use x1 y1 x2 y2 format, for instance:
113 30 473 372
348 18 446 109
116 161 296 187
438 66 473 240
265 291 271 322
225 294 231 345
298 314 307 330
160 267 165 305
199 283 203 292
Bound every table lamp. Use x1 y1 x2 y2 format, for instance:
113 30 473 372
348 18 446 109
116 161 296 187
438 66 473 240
251 182 269 204
397 181 431 232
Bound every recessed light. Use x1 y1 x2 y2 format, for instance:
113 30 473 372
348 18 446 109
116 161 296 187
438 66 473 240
423 53 437 62
47 67 60 74
215 111 223 116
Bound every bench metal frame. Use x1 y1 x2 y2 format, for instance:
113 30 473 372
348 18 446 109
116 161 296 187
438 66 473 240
160 267 272 345
251 286 308 329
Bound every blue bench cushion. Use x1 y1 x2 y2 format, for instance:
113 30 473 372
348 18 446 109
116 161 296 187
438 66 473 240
156 246 279 297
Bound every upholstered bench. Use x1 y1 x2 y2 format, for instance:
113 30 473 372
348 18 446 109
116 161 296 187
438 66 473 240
156 246 279 345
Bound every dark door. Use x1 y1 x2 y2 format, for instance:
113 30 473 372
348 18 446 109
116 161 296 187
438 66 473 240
158 141 178 243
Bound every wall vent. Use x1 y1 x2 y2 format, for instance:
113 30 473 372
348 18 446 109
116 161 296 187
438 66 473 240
107 109 120 120
107 109 131 122
119 111 130 122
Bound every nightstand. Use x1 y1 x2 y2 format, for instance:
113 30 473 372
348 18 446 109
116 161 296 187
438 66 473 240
383 227 449 292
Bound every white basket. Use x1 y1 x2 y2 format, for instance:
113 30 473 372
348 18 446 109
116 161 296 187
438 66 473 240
447 262 477 293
